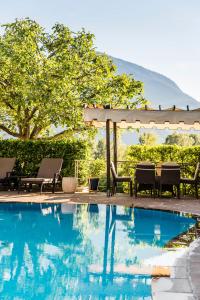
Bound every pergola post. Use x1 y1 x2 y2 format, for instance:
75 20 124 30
113 122 117 173
106 119 111 196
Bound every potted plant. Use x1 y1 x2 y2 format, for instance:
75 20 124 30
62 176 77 193
89 159 105 191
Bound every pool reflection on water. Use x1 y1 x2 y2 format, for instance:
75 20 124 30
0 203 196 299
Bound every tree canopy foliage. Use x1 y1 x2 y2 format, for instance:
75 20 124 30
138 132 157 146
165 133 200 147
0 18 144 140
94 139 106 159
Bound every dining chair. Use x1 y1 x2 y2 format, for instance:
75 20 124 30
134 165 156 198
136 162 155 169
110 162 133 196
159 168 180 198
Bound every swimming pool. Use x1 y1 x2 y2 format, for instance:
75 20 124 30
0 203 196 299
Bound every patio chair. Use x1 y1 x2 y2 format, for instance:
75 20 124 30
136 162 155 169
110 162 133 196
134 166 156 198
161 162 180 168
18 158 63 193
159 168 180 198
180 162 200 199
0 157 16 188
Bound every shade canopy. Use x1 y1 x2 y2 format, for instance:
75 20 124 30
84 108 200 130
84 106 200 196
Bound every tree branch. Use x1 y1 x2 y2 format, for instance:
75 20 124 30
18 123 22 136
47 50 57 59
0 124 20 138
30 125 42 139
0 81 7 87
27 107 38 122
3 100 14 110
45 128 84 140
49 129 70 139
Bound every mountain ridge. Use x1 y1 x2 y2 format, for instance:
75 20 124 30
111 56 199 109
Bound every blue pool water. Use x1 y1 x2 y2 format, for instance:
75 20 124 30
0 203 196 299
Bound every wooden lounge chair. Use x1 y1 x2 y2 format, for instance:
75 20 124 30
0 157 16 189
159 167 180 198
110 162 133 196
181 162 200 199
18 158 63 193
134 164 156 198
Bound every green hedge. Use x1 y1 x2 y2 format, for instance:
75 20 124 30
0 140 89 176
127 145 200 164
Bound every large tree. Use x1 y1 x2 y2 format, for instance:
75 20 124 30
138 132 157 146
0 18 144 140
165 133 200 146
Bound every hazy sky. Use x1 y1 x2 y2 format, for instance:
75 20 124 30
0 0 199 100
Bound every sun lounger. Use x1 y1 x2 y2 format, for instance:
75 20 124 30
18 158 63 193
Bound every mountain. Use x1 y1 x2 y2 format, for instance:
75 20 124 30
112 56 199 109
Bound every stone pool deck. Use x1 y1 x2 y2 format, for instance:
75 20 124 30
1 191 200 215
0 191 200 300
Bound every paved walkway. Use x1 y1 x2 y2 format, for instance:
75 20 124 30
0 191 200 299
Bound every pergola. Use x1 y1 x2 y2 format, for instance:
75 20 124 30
84 107 200 196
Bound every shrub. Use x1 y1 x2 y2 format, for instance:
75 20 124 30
0 140 89 176
89 159 106 178
126 145 200 169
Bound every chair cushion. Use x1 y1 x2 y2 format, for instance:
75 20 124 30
21 178 53 184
